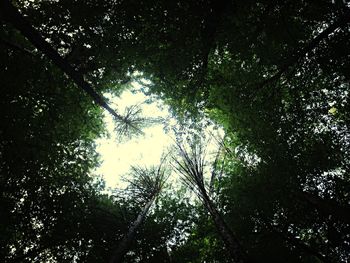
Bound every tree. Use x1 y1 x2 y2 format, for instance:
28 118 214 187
0 0 129 125
1 0 350 262
109 164 168 263
173 138 250 263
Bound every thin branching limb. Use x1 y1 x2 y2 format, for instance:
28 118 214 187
114 103 163 141
109 159 169 263
172 137 251 263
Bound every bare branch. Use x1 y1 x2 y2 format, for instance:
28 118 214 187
172 136 250 263
114 103 162 140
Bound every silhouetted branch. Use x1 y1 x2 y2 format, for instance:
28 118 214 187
173 138 251 263
258 10 350 89
0 0 141 133
109 161 169 263
0 37 36 57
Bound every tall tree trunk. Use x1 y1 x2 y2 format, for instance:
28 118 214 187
299 191 350 224
109 196 155 263
0 0 124 122
200 189 250 263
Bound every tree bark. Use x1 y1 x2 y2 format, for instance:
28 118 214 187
200 189 251 263
0 0 124 121
109 196 155 263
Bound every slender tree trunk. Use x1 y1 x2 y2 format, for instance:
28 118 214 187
209 147 222 196
0 0 124 121
260 217 330 263
166 245 173 263
259 9 350 88
0 37 36 56
280 230 330 263
109 196 155 263
299 191 350 224
200 189 250 263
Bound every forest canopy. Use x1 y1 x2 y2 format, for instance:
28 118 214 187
1 0 350 262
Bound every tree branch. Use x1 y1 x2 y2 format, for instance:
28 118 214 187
259 10 350 89
0 0 124 122
0 37 37 57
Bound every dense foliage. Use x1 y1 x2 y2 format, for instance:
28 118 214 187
1 0 349 262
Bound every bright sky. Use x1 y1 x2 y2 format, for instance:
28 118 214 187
94 82 175 189
94 80 225 191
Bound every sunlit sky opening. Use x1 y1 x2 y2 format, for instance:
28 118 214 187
94 81 225 191
94 82 175 188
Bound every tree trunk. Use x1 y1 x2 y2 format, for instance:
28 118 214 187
109 196 155 263
280 230 330 263
300 191 350 224
261 218 330 263
0 0 124 121
260 9 350 88
200 189 250 263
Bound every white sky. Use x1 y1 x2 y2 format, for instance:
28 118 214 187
94 81 224 190
94 83 175 188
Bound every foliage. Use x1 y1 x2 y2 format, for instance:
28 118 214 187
1 0 350 262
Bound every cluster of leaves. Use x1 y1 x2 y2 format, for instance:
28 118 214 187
1 0 350 262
